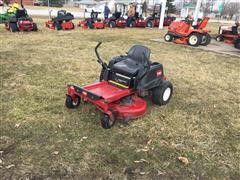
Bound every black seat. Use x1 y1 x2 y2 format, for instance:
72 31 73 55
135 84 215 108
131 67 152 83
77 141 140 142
112 45 151 77
15 9 27 18
54 10 74 22
113 12 121 19
58 10 66 15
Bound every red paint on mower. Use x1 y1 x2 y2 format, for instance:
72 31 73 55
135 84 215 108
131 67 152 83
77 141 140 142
67 81 147 120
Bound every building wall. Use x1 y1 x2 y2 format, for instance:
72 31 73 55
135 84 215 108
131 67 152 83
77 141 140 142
16 0 33 5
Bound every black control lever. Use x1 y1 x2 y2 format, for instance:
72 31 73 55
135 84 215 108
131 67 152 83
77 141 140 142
94 42 107 69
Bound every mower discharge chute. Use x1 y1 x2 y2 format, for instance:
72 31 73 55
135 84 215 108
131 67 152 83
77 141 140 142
78 11 104 29
46 10 74 30
164 17 211 47
66 42 173 129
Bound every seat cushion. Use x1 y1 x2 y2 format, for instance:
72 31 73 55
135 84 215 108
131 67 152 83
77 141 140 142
112 58 141 77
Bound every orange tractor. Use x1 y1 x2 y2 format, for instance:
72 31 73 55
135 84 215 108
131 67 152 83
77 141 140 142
164 17 211 47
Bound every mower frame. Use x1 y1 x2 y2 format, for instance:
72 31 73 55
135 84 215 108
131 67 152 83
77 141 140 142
65 42 173 129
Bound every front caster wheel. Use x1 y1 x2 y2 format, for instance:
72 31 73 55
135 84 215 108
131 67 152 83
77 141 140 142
164 33 173 42
101 114 115 129
216 35 223 42
152 80 173 106
65 95 80 109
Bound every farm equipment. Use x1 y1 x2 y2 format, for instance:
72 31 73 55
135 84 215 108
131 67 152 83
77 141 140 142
5 8 38 32
0 8 16 24
164 17 211 47
129 3 147 28
65 42 173 129
146 4 175 28
78 10 104 29
45 10 74 30
215 22 240 45
104 3 126 28
0 11 15 24
0 2 20 23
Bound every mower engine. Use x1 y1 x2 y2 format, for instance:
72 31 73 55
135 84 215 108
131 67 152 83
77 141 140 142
62 21 74 29
18 19 33 31
116 18 126 27
168 20 192 34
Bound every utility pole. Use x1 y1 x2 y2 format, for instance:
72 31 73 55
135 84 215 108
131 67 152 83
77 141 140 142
159 0 166 29
48 0 51 19
193 0 202 26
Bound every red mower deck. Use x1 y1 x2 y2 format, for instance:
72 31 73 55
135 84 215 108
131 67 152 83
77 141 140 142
67 81 147 120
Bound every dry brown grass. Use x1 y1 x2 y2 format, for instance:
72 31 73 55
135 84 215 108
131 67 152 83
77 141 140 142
0 18 240 179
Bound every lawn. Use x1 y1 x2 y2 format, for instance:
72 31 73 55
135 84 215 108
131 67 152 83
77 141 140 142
0 18 240 179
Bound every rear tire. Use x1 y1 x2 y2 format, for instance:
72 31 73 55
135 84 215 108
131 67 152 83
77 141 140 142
201 33 211 46
65 95 80 109
32 23 38 31
146 20 153 28
164 33 173 42
188 33 201 46
109 21 116 28
152 80 173 106
9 22 18 32
101 114 115 129
234 38 240 49
129 21 135 28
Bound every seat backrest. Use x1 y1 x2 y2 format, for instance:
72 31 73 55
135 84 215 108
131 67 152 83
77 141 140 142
197 17 209 29
91 12 99 19
58 10 66 17
127 45 150 65
113 12 121 19
16 9 27 18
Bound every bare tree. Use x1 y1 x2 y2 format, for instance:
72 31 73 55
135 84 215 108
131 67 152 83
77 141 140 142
222 2 240 20
201 1 213 16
